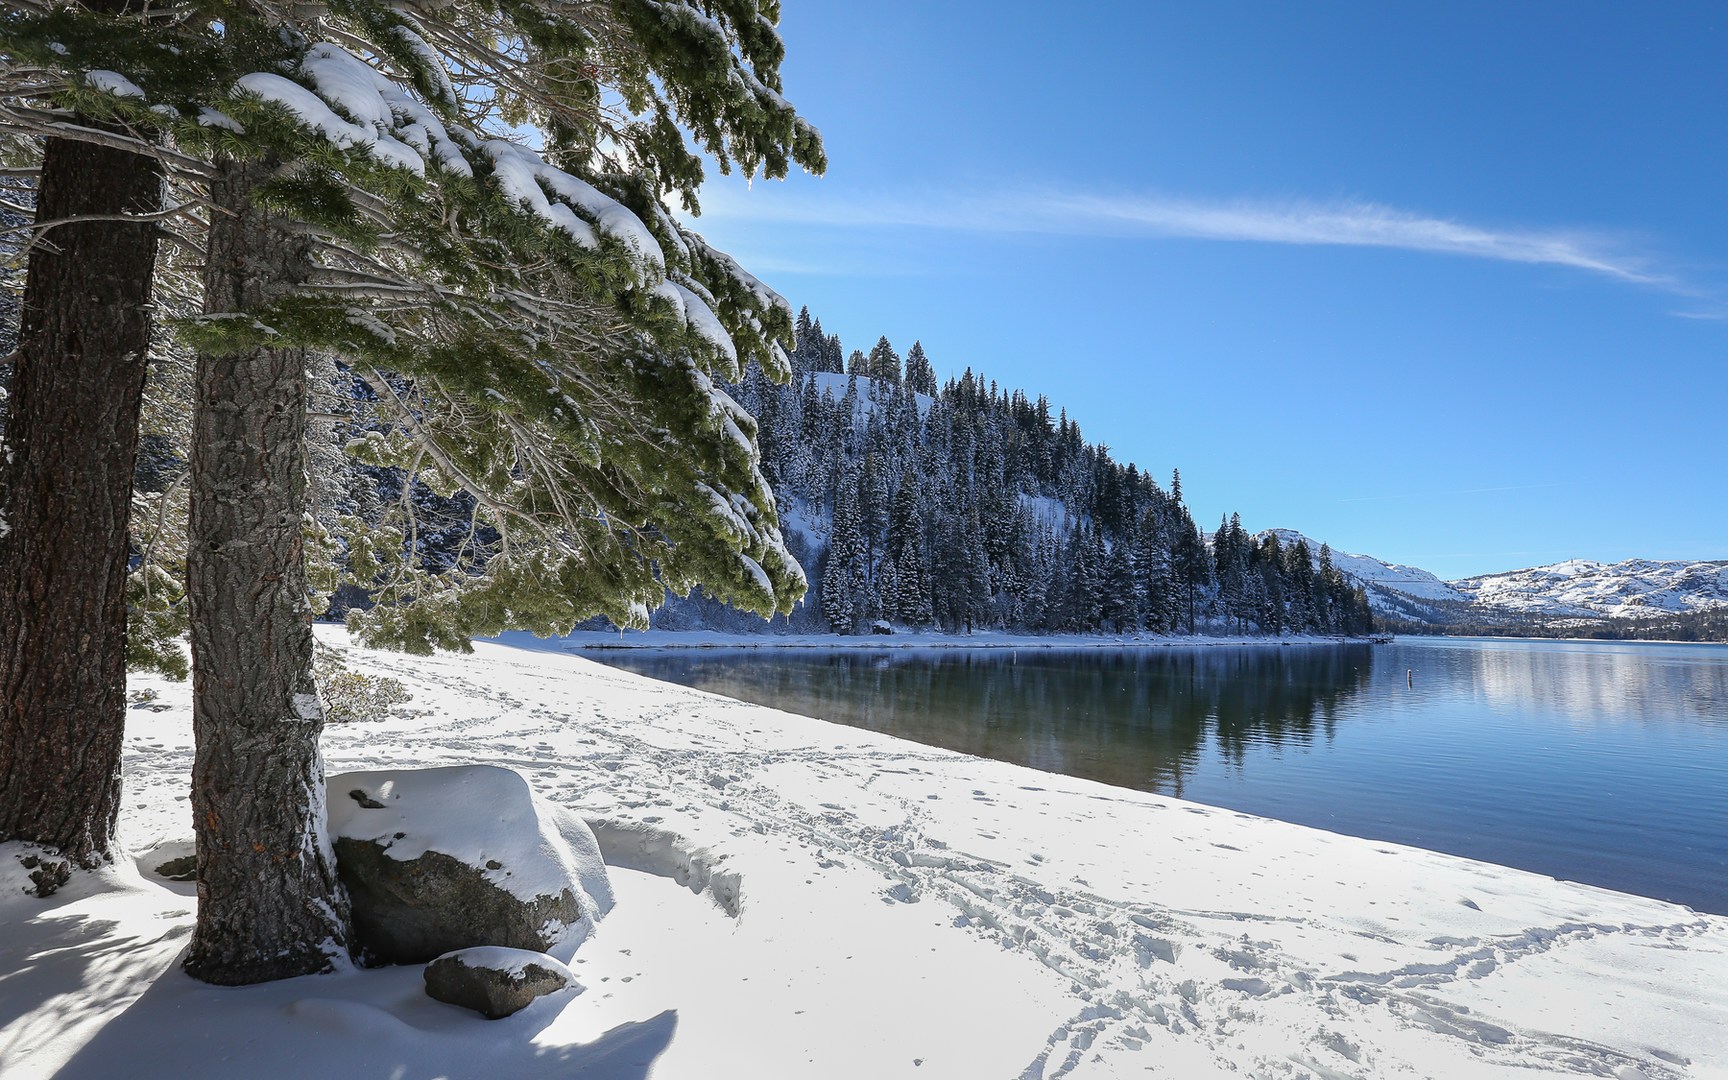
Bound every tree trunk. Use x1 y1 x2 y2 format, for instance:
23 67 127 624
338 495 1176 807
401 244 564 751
183 154 350 984
0 122 162 864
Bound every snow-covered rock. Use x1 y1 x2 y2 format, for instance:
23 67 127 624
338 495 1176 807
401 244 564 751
422 946 577 1019
327 765 613 964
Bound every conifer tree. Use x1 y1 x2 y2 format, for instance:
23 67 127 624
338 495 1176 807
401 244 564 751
903 339 936 395
3 0 824 981
0 0 172 865
1103 533 1138 631
821 470 864 633
893 531 932 625
1172 514 1209 634
818 327 843 373
865 334 899 383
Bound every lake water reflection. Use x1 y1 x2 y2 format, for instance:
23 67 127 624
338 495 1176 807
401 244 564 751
588 638 1728 914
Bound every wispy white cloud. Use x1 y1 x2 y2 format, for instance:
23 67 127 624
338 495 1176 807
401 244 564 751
696 186 1672 288
1337 482 1563 504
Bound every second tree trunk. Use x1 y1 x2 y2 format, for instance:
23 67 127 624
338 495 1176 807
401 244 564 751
183 154 351 984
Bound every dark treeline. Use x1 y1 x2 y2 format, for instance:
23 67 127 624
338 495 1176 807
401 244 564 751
1387 605 1728 643
711 308 1373 638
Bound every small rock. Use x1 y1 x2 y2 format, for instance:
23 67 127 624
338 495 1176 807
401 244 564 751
424 947 576 1019
18 854 70 897
154 855 198 881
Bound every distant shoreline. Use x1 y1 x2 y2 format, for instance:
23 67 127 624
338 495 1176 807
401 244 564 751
520 629 1378 651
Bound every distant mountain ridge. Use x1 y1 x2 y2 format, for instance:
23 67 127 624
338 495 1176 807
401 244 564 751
1451 559 1728 620
1263 529 1728 626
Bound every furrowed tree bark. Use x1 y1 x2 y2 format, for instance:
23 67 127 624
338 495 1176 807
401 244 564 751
0 115 163 864
183 154 350 984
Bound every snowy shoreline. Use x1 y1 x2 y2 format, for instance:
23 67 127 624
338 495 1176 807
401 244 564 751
4 628 1725 1079
526 628 1376 651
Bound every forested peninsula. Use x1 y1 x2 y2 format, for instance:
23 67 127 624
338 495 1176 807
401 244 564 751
601 307 1375 638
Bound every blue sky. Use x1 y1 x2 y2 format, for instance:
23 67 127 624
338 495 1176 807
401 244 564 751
688 2 1728 579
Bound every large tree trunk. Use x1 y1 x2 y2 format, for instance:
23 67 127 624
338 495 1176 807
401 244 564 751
0 122 163 865
182 154 350 984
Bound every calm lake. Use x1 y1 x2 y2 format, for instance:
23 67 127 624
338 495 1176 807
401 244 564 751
588 637 1728 915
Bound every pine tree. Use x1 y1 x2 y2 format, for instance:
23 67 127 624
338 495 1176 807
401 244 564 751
1134 505 1174 634
865 335 900 383
791 305 817 372
3 0 823 981
821 470 865 633
903 339 936 395
0 89 164 865
893 531 932 625
1103 533 1139 631
1172 514 1209 634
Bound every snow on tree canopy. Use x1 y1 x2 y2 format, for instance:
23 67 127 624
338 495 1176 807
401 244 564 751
482 140 663 277
670 281 738 364
737 553 773 597
235 70 424 175
196 106 245 133
698 242 790 320
383 22 458 110
84 69 144 98
300 43 396 137
233 44 476 180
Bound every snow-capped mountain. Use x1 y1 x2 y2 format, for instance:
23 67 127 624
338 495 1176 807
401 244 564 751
1261 529 1728 625
1255 529 1469 620
1261 530 1462 601
1451 559 1728 620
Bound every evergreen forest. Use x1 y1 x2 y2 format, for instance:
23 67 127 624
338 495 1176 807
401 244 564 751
645 307 1376 638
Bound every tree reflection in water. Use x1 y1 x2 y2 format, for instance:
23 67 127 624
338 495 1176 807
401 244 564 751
596 646 1376 797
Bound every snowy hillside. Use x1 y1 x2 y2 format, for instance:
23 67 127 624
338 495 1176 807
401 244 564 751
808 371 934 419
1255 528 1468 619
1452 558 1728 620
1257 531 1728 627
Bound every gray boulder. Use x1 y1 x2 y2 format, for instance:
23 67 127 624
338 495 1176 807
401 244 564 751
327 765 613 965
424 947 576 1019
331 838 583 964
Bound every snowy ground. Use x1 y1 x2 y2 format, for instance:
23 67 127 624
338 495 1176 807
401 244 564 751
4 628 1726 1079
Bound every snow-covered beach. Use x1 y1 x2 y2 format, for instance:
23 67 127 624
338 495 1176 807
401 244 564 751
4 629 1726 1079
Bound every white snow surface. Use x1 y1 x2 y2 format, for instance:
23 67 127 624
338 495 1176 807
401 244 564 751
328 764 613 920
2 626 1725 1079
1020 492 1076 533
1452 558 1728 619
810 371 935 419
